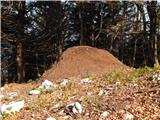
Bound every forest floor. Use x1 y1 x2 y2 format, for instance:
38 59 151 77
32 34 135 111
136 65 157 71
1 65 160 120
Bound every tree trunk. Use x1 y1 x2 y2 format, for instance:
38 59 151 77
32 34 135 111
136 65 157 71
16 1 25 82
147 1 159 65
79 3 84 45
95 2 104 41
154 34 159 64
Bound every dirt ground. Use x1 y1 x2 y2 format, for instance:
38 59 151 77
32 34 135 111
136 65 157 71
41 46 129 81
2 66 160 120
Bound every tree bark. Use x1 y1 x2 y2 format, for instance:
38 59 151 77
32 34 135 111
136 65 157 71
79 3 84 45
147 1 159 65
95 2 104 41
16 1 25 82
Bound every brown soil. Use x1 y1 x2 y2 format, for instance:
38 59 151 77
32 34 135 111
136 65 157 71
42 46 129 81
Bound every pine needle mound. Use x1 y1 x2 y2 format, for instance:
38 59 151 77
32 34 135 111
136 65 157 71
42 46 129 81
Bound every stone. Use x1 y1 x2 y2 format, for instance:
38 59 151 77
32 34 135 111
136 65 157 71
127 83 138 88
29 90 41 95
60 79 69 86
65 102 83 115
100 111 110 119
98 90 104 96
115 81 121 85
46 116 56 120
73 102 83 114
0 111 2 118
80 78 93 84
152 74 160 81
0 94 4 99
98 88 112 96
0 87 5 91
42 79 53 89
0 115 2 119
1 100 24 115
87 92 92 95
52 103 60 109
8 92 18 99
62 115 71 119
123 111 134 120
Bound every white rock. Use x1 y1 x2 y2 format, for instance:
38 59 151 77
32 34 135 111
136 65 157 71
0 94 4 99
53 85 58 88
29 90 41 95
127 83 138 88
98 90 104 96
74 102 83 114
52 103 60 109
72 106 79 114
46 116 56 120
0 87 5 91
124 111 134 120
62 116 71 119
42 79 53 89
1 100 24 115
80 78 93 84
115 82 121 85
87 92 92 95
152 74 160 81
66 102 83 114
8 92 18 99
100 111 110 118
60 79 69 86
0 113 2 119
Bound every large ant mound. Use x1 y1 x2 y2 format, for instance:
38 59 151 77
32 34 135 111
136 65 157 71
42 46 129 81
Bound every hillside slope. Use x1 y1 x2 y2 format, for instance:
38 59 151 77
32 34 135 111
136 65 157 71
1 66 160 120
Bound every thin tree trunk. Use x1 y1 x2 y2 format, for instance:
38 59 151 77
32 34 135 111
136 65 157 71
91 23 95 46
142 7 147 65
58 31 64 58
95 2 104 41
133 39 138 66
79 3 84 45
148 1 159 65
16 1 25 82
154 32 159 64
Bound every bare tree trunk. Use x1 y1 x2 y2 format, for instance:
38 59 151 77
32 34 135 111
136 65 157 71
91 23 95 46
154 32 159 64
147 1 159 65
16 1 25 82
58 31 64 58
79 3 84 45
136 3 151 66
95 2 104 41
142 7 147 65
133 39 138 66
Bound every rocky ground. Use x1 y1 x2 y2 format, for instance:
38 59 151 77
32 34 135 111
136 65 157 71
1 65 160 120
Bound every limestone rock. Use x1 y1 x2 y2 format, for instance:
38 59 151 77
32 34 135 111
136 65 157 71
42 79 53 89
1 100 24 115
8 92 18 99
80 78 93 84
46 116 56 120
60 79 69 86
29 90 41 95
100 111 110 119
123 111 134 120
65 102 83 115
